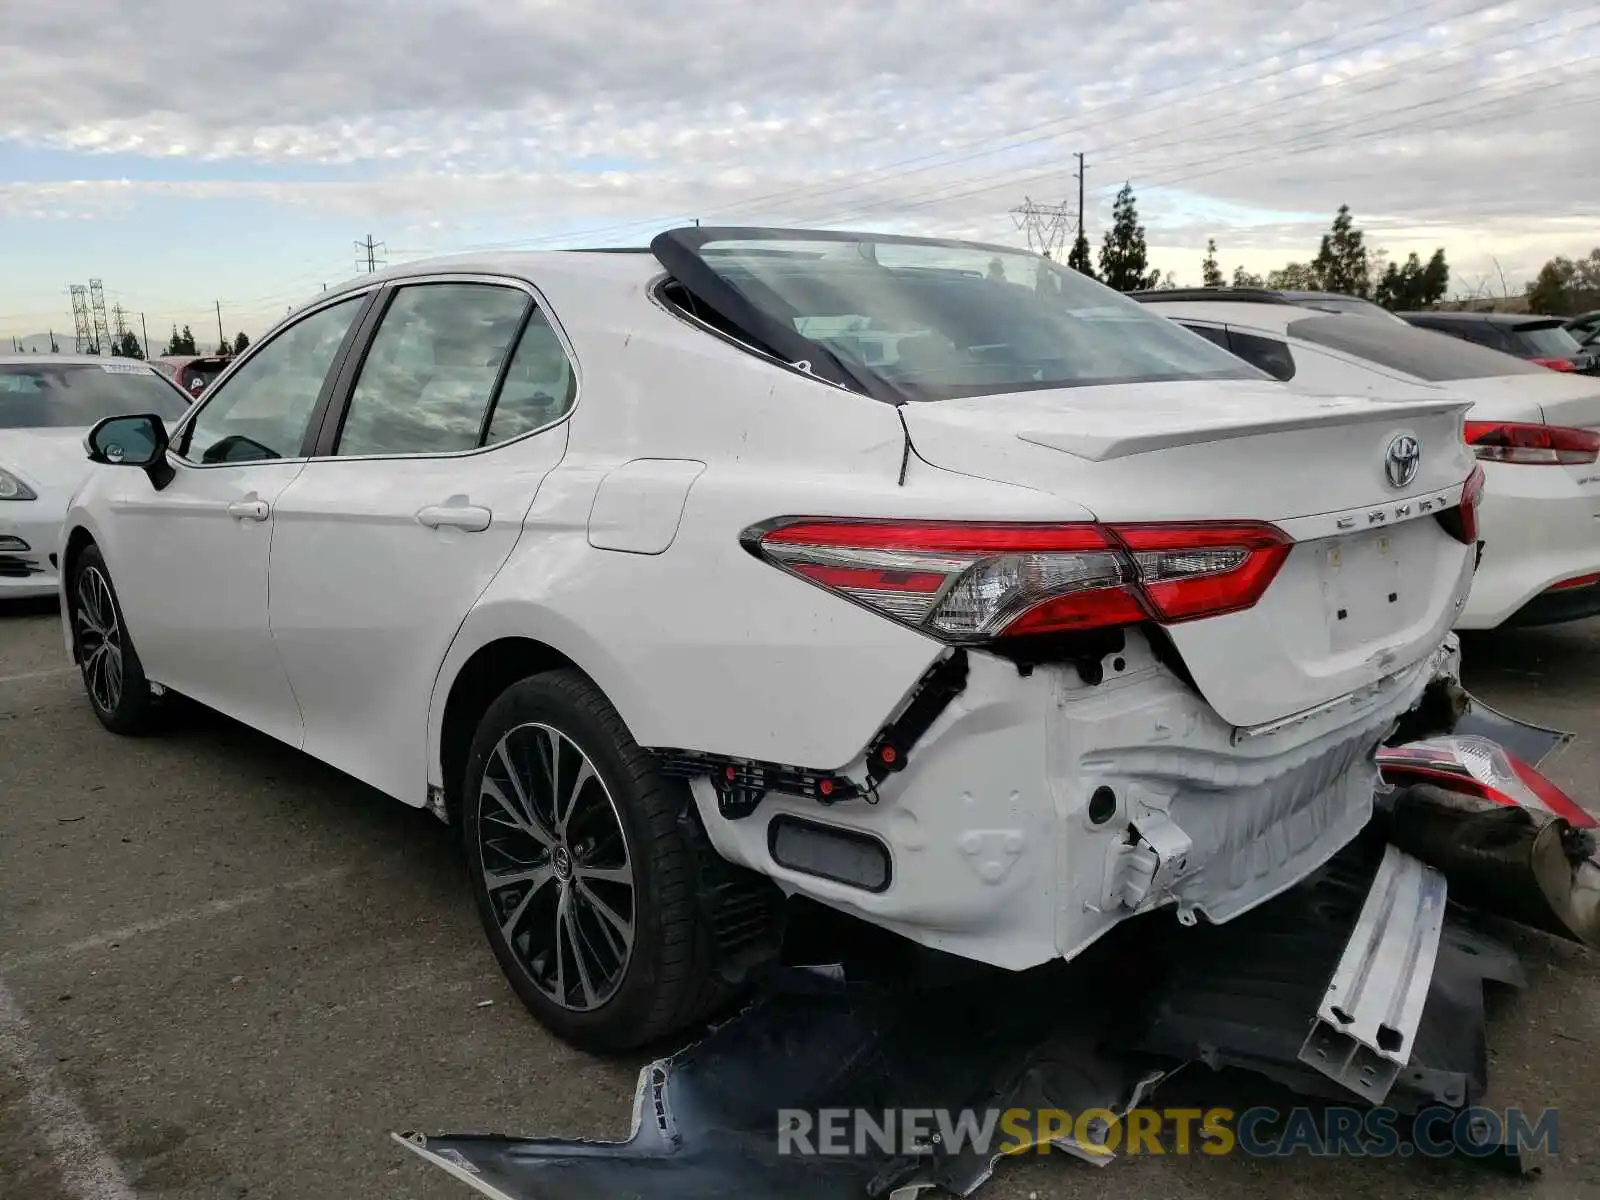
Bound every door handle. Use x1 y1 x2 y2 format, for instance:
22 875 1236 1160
226 499 269 522
417 503 492 533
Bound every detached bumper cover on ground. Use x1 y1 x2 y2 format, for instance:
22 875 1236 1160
396 696 1582 1198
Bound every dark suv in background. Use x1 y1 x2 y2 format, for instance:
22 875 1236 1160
1400 311 1598 375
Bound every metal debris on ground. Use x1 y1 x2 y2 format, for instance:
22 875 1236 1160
396 695 1581 1198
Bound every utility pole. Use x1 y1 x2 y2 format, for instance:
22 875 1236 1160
49 329 58 353
139 313 150 359
355 233 386 274
1074 153 1086 250
215 300 226 353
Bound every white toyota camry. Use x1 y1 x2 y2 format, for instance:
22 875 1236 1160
59 228 1480 1051
1132 291 1600 631
0 356 191 598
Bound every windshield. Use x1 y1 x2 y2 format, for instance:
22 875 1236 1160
1509 322 1582 358
1285 315 1550 382
0 363 191 429
669 233 1259 399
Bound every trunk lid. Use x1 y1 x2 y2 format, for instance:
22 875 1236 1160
903 379 1477 728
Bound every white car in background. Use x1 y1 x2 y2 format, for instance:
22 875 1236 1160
1132 291 1600 631
60 228 1479 1052
0 356 191 598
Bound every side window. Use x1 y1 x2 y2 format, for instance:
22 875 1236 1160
181 297 364 464
335 283 529 457
1226 329 1297 381
1179 322 1231 350
483 308 577 446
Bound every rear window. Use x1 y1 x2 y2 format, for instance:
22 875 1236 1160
1285 315 1549 381
669 234 1258 400
0 363 190 429
179 361 228 396
1508 322 1581 358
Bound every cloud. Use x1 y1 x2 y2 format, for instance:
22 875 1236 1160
3 0 1597 297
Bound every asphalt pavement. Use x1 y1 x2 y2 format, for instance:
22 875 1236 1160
3 598 1598 1199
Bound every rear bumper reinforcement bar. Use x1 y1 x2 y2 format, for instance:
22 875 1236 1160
1297 843 1448 1104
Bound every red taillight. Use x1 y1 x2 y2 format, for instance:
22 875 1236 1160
1449 463 1486 545
1548 572 1600 592
1464 421 1600 466
746 517 1292 642
1531 357 1577 372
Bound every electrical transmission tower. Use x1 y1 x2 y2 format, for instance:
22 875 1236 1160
70 285 96 354
1010 197 1074 260
355 233 387 274
89 280 112 355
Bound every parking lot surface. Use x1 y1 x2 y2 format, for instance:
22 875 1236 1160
3 599 1599 1200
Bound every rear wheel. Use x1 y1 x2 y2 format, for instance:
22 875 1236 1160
461 669 724 1052
70 545 160 735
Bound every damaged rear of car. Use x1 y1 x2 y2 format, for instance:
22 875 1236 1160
628 228 1481 983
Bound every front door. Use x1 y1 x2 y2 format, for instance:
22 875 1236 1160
106 293 370 748
267 279 578 803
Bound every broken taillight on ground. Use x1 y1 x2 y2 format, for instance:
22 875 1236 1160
743 518 1291 640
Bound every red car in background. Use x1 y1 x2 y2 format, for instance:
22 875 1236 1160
147 354 232 399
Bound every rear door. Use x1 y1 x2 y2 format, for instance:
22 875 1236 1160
266 276 577 805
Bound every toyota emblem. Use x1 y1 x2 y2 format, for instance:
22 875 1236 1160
1385 434 1421 489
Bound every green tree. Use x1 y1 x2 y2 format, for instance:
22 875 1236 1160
233 331 250 354
1201 239 1224 288
1526 249 1600 315
1266 262 1320 290
49 334 60 353
112 331 144 359
1097 183 1160 292
1232 265 1264 288
1374 249 1450 311
163 324 198 356
1310 204 1370 296
1066 231 1096 280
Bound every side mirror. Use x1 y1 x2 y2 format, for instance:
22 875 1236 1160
84 414 175 489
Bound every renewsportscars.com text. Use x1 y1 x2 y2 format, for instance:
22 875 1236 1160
776 1105 1557 1159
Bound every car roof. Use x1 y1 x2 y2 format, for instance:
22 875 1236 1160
1132 295 1302 333
1401 310 1563 327
0 354 160 369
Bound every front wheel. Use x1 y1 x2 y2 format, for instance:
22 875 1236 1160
70 545 160 735
461 669 726 1052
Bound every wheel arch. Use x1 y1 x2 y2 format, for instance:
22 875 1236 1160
59 524 100 660
428 604 652 826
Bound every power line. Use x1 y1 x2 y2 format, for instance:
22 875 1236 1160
427 0 1515 256
805 46 1598 228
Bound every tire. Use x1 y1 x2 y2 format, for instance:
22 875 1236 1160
69 544 161 735
461 669 725 1052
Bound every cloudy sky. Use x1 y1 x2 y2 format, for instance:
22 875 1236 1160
2 0 1596 347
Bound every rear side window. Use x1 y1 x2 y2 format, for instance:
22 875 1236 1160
336 283 530 456
1285 315 1548 381
483 309 577 445
1179 323 1231 350
1226 329 1296 381
1509 322 1581 358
